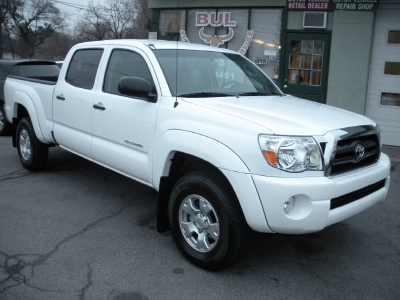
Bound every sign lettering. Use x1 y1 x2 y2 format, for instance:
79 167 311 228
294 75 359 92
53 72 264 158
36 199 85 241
286 0 331 11
332 0 378 11
196 12 236 27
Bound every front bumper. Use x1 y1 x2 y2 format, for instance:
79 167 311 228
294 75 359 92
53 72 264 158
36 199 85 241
251 153 391 234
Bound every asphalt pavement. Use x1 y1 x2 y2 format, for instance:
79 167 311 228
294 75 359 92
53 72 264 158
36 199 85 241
1 135 399 300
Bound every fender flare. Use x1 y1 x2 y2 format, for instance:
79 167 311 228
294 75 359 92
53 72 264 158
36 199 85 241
153 130 250 188
11 91 47 143
154 130 272 233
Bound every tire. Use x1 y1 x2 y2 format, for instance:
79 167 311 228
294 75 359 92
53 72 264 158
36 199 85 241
0 105 11 136
168 170 248 270
16 117 48 171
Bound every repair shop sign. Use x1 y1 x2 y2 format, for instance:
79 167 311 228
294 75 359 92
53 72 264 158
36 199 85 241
333 0 378 11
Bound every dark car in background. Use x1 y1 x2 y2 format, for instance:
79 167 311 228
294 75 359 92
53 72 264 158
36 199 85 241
0 60 60 135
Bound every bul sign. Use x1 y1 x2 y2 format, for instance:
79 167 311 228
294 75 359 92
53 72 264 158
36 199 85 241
181 11 253 55
196 12 236 27
194 12 237 47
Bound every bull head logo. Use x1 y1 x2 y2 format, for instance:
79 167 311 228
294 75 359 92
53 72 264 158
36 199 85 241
199 27 234 47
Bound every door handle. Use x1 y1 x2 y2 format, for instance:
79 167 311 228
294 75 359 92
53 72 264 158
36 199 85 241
56 94 65 100
93 104 106 110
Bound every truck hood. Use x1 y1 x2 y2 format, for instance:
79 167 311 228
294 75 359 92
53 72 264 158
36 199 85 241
182 95 375 136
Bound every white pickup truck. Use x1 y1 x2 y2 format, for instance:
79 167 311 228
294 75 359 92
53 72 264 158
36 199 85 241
4 40 391 270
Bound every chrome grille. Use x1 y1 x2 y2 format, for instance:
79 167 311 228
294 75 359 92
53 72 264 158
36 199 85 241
325 126 381 176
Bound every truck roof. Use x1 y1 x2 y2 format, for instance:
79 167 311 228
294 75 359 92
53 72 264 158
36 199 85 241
74 39 237 53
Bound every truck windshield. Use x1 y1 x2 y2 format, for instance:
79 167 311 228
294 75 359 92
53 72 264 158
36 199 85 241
153 49 282 98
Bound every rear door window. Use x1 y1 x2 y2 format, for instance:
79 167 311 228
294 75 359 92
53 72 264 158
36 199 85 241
66 49 103 89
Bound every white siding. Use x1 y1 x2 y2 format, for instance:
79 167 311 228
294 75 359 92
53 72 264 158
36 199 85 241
366 0 400 146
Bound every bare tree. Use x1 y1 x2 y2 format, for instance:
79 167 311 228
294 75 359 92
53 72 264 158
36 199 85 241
3 0 63 58
35 31 76 59
131 0 151 38
75 0 151 41
76 0 134 41
0 0 18 58
0 0 6 57
75 7 110 41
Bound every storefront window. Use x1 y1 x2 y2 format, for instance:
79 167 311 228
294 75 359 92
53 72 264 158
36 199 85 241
248 10 282 79
159 8 282 80
221 10 249 51
159 10 186 41
186 9 215 45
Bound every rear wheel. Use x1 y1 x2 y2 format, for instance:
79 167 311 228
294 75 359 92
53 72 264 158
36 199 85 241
16 117 48 171
168 170 248 270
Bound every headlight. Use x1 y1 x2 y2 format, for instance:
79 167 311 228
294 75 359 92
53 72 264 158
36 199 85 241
259 135 323 172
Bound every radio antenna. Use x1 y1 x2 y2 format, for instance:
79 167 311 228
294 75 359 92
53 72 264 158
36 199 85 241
174 0 179 108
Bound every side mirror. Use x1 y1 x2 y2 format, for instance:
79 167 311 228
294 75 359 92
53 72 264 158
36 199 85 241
118 76 157 102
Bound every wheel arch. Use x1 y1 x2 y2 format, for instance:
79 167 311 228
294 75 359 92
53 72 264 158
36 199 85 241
155 130 251 233
10 93 45 147
153 130 250 188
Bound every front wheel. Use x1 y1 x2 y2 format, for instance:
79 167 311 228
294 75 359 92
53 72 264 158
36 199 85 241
16 117 48 171
168 170 248 270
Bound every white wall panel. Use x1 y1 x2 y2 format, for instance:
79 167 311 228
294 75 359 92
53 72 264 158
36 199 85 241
366 0 400 146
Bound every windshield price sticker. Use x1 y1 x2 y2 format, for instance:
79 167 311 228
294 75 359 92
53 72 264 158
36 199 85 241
215 72 235 80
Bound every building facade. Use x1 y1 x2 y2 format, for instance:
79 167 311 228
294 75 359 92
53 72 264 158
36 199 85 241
148 0 400 146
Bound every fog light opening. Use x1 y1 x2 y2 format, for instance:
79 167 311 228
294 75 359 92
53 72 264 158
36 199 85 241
284 197 295 214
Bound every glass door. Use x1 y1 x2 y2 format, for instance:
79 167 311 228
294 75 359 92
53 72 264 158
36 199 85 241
282 32 331 104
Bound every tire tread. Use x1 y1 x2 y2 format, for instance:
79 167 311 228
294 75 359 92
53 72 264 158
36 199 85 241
16 117 48 171
169 170 249 270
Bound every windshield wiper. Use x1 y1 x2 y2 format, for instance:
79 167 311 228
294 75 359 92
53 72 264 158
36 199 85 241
178 92 232 98
238 92 279 96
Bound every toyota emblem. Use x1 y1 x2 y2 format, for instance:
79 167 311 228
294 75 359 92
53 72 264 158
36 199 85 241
354 143 365 161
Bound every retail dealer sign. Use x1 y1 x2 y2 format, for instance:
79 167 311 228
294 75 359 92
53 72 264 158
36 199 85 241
286 0 331 11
